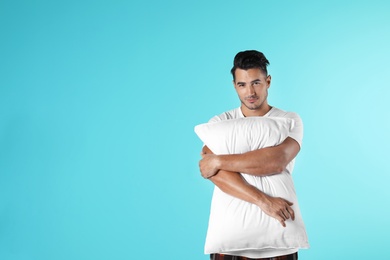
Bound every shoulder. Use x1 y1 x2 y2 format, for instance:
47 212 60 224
269 107 301 121
269 107 303 126
208 107 241 123
269 107 304 147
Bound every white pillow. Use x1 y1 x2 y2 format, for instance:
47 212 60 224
195 117 292 155
194 117 309 255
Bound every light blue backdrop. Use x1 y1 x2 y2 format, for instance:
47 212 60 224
1 0 389 259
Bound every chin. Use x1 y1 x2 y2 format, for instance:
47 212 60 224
246 104 261 110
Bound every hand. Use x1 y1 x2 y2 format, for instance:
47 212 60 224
199 150 220 179
256 195 295 227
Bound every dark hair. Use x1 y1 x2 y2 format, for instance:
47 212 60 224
230 50 270 80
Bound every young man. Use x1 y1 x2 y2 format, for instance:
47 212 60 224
199 50 308 260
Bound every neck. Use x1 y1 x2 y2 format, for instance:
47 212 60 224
241 105 272 117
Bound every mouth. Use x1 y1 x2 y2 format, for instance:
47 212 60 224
246 97 258 103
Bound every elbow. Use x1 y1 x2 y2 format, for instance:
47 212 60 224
272 165 285 174
272 156 289 174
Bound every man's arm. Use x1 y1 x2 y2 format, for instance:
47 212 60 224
201 146 295 227
199 137 300 179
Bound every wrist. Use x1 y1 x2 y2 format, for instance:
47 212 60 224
214 155 223 171
216 154 231 172
254 192 269 208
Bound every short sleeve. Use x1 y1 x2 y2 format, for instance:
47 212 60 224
208 115 221 123
287 112 303 147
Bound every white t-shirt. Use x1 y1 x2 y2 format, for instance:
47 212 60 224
207 106 305 258
209 106 303 148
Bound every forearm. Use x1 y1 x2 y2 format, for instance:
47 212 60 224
209 170 265 206
216 148 284 176
208 170 295 227
216 137 300 176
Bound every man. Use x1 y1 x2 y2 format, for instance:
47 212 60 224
199 50 308 260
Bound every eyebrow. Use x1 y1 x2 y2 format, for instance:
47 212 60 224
236 79 262 85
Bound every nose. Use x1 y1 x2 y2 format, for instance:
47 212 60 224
247 84 255 95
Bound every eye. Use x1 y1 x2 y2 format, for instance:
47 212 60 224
253 81 261 86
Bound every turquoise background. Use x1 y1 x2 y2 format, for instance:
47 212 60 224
1 0 389 259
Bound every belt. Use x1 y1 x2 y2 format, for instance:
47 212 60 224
210 252 298 260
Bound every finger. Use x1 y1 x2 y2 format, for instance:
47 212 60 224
200 169 210 179
287 206 295 221
281 209 290 220
279 218 286 227
207 170 219 179
208 171 215 178
283 199 294 206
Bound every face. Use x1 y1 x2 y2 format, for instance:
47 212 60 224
233 68 271 116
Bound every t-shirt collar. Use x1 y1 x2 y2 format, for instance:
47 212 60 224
239 106 274 118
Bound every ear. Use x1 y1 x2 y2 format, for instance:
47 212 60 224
267 75 272 88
